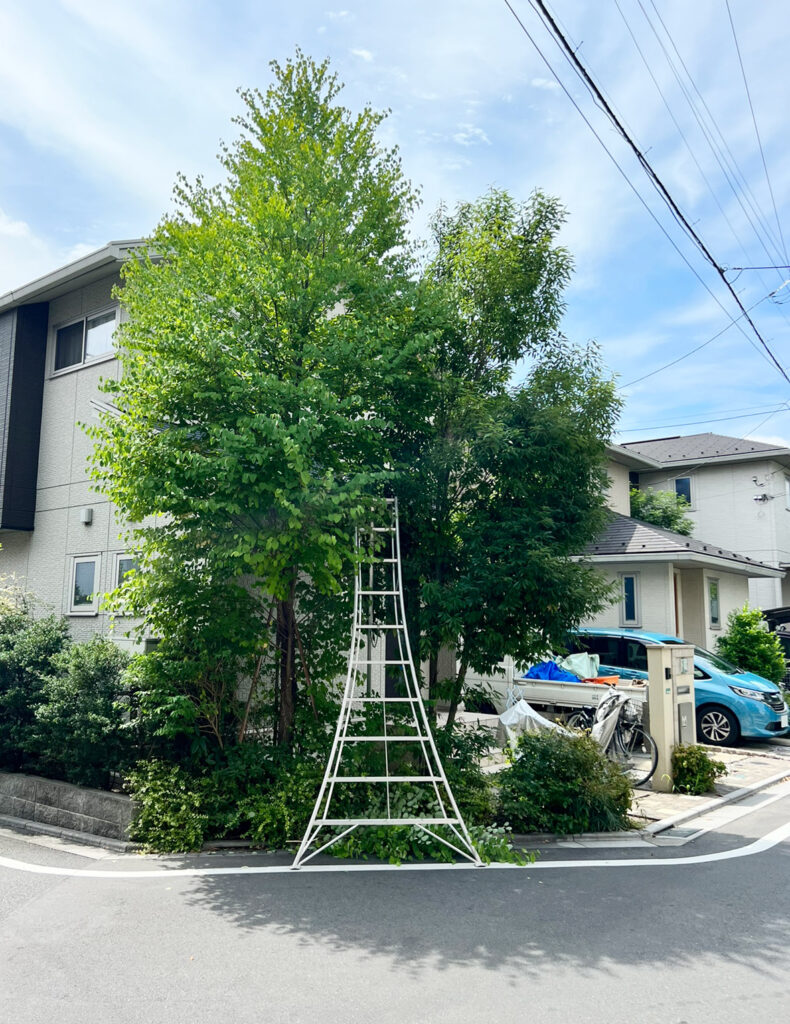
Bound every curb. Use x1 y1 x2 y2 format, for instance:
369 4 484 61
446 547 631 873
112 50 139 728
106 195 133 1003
642 767 790 835
0 813 137 854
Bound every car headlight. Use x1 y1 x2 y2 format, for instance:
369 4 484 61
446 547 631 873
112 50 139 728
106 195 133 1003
729 686 767 702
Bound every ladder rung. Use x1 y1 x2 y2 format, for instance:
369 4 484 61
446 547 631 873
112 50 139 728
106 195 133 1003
354 660 409 665
335 776 441 783
356 624 405 630
351 697 416 703
358 590 398 595
342 735 424 742
320 818 460 826
371 527 395 532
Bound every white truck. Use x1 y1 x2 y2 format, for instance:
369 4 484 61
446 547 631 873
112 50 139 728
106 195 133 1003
465 656 648 717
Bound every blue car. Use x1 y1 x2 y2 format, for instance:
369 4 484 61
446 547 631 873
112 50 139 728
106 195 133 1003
566 628 789 746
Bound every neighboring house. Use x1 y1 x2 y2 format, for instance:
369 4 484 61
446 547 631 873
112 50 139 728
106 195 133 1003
0 241 148 651
623 432 790 609
579 446 784 650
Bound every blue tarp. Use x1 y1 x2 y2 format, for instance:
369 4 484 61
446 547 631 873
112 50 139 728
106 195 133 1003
522 660 581 683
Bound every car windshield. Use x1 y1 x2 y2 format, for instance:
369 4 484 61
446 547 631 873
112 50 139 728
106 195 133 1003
693 646 741 674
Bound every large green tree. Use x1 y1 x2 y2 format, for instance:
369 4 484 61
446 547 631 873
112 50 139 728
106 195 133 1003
388 192 620 723
91 53 418 746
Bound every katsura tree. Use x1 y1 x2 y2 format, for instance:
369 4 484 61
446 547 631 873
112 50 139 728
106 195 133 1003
386 191 621 723
90 53 419 748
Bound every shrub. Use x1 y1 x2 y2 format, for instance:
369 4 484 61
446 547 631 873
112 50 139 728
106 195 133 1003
497 729 632 834
127 760 208 852
715 604 786 685
672 744 727 795
29 637 132 789
0 613 69 771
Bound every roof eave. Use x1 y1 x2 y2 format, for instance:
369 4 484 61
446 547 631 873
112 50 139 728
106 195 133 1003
580 551 783 578
0 239 147 313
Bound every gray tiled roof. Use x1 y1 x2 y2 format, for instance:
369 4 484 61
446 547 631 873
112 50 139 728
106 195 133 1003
622 432 789 465
585 512 778 572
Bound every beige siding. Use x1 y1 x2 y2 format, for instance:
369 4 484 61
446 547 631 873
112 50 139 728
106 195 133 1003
605 459 631 514
0 271 143 650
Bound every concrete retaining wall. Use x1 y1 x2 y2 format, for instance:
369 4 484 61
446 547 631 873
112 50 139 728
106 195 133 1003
0 772 134 840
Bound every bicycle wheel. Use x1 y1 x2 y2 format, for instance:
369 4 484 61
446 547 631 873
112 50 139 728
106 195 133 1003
566 709 593 731
613 723 658 787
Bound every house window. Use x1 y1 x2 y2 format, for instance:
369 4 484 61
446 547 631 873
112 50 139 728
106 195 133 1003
708 578 721 628
116 555 138 588
619 573 640 627
785 476 790 510
674 477 692 506
54 308 117 371
70 555 101 614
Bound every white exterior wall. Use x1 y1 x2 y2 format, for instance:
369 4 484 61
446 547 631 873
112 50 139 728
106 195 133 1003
638 460 790 610
581 561 676 635
639 462 780 562
0 273 143 650
580 559 752 648
605 459 631 514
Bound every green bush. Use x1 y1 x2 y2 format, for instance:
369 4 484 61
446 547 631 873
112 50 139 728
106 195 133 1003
672 744 727 795
0 613 69 771
497 730 632 834
127 760 208 852
127 741 326 853
126 710 503 857
328 821 529 865
716 604 786 685
629 487 693 535
29 637 132 789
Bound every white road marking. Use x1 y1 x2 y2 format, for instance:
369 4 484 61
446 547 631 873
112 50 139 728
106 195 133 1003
1 818 790 879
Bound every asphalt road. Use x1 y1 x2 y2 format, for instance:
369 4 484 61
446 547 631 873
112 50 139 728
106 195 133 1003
2 794 790 1024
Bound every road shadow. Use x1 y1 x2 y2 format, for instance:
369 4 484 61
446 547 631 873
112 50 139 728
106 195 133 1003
182 838 790 980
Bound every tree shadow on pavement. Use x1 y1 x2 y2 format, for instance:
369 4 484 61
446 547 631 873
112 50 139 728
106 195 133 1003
182 839 790 981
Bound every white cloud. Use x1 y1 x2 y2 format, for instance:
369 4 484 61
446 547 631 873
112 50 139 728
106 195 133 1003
351 48 374 62
531 77 559 91
452 124 490 147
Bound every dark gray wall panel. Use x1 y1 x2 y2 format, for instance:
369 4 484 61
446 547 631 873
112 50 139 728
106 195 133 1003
0 303 48 530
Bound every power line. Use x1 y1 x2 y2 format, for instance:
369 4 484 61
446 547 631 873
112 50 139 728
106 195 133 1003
725 0 788 265
730 265 790 272
613 0 768 292
642 0 787 274
619 280 790 390
618 405 790 433
516 0 790 387
501 2 781 385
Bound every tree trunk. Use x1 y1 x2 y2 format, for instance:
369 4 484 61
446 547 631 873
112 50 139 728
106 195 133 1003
276 594 297 747
444 657 468 731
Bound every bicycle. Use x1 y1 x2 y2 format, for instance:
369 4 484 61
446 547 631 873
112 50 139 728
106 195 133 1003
565 691 658 788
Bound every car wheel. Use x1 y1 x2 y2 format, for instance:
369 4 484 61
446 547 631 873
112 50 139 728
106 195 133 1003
696 705 740 746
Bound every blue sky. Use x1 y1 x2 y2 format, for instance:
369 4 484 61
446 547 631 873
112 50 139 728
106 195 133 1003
1 1 788 446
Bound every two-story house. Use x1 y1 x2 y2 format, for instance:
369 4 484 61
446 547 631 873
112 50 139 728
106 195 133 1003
0 241 146 650
623 432 790 609
578 444 783 650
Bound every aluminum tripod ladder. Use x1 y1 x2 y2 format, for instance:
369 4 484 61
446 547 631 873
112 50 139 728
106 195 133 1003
292 498 482 868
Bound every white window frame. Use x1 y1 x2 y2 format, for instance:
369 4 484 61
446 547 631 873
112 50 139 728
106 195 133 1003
112 552 139 617
619 572 641 627
784 475 790 511
707 577 721 629
51 305 118 377
69 554 102 616
673 476 693 509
